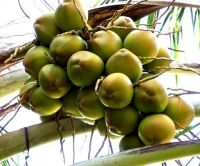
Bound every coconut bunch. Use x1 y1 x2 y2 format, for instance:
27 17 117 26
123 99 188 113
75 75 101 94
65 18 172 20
20 0 195 150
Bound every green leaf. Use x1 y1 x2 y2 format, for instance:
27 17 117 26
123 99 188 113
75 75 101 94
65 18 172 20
0 126 8 135
93 0 105 7
100 0 117 6
0 160 10 166
135 19 140 27
159 7 175 32
0 157 20 166
169 7 185 60
198 9 200 48
177 7 185 21
190 8 197 32
147 12 157 28
175 123 200 138
175 74 179 88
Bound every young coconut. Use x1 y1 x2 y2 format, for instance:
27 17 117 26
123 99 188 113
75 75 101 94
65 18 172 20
39 64 71 99
133 78 168 114
33 12 60 46
76 86 106 120
39 112 58 122
39 110 68 122
55 0 88 31
80 118 95 125
138 114 176 145
88 30 122 61
62 88 83 119
105 105 140 136
107 16 136 41
96 73 134 109
119 132 144 152
96 118 122 139
143 46 172 73
29 87 62 116
67 51 104 87
19 81 37 110
106 48 143 83
163 96 195 129
123 30 159 64
50 33 87 66
23 46 54 79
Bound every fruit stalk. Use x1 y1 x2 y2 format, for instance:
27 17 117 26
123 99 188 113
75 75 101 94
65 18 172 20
0 118 92 160
74 140 200 166
0 40 36 64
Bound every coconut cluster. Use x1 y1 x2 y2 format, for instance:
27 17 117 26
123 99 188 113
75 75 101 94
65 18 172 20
20 0 195 150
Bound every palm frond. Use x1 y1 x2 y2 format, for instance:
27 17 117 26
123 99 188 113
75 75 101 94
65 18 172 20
0 157 20 166
93 0 104 7
94 0 200 8
190 8 197 32
0 160 10 166
175 123 200 138
147 12 157 28
159 6 175 32
198 9 200 48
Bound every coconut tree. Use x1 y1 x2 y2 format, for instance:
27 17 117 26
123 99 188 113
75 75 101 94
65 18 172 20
0 0 200 165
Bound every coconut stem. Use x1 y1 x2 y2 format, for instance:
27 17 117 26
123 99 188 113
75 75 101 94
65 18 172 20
0 69 29 98
74 140 200 166
0 40 36 71
0 118 92 161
